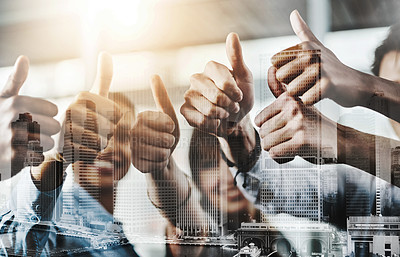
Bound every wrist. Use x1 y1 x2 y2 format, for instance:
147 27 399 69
147 173 192 210
225 126 261 174
31 151 65 191
146 158 191 209
227 115 256 150
354 69 380 108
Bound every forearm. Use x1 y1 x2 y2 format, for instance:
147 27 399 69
337 123 399 181
358 71 400 123
146 158 192 223
337 123 376 174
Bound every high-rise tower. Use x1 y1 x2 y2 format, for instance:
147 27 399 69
61 100 102 226
11 113 43 178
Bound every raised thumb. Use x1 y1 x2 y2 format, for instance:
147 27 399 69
90 52 113 98
290 10 321 44
1 55 29 97
150 75 180 143
226 32 250 77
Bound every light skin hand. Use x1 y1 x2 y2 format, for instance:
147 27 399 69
181 33 257 168
64 53 123 164
32 53 133 200
263 52 400 180
271 10 372 107
131 75 190 210
131 75 178 174
255 66 337 163
67 53 133 189
180 32 254 137
0 56 60 177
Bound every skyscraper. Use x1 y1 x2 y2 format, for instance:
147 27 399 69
61 100 102 226
11 113 44 178
391 147 400 188
259 49 323 224
175 128 228 238
337 110 376 224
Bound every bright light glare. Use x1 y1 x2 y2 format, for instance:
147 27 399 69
87 0 142 28
70 0 158 41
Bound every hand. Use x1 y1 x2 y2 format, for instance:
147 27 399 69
0 56 60 177
180 32 254 137
254 70 337 163
271 10 369 107
61 52 133 182
131 75 179 173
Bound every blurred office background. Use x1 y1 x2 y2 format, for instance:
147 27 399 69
0 0 399 256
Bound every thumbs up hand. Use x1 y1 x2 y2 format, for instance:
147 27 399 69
181 33 254 137
61 52 125 169
0 56 60 177
271 10 367 107
131 75 179 174
33 52 134 192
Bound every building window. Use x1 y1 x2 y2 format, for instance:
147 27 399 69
385 244 391 249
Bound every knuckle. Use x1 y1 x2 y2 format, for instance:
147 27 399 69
281 92 291 102
213 92 226 105
302 52 313 63
269 148 279 159
295 110 305 121
180 104 187 117
275 69 285 81
261 137 271 151
204 105 216 116
160 149 171 161
183 90 193 102
164 134 175 148
186 118 198 129
260 123 270 137
221 80 232 91
136 112 146 122
198 115 208 127
206 60 218 70
190 73 202 84
287 101 298 116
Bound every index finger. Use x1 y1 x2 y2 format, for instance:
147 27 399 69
90 52 113 98
271 45 302 68
13 95 58 117
254 93 288 127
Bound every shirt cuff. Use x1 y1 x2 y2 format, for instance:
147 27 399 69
8 167 62 222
